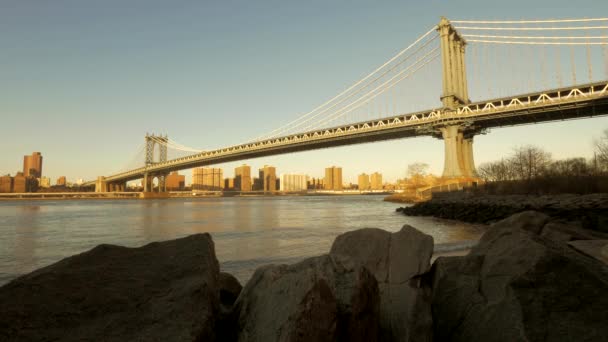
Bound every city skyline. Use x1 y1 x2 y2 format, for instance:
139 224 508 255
1 1 608 183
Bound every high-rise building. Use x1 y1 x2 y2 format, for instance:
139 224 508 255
13 172 27 193
252 177 263 191
23 152 43 178
0 175 12 193
307 177 324 190
193 167 223 190
280 174 308 192
234 165 251 192
56 176 67 187
324 166 343 191
166 171 185 191
224 178 235 190
371 172 383 190
358 173 370 190
259 165 277 192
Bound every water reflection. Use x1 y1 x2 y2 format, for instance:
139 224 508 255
0 196 485 285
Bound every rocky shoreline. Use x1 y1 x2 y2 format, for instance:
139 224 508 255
397 192 608 232
1 211 607 341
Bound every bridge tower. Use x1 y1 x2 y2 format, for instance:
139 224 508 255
436 17 478 179
438 17 469 109
143 134 169 192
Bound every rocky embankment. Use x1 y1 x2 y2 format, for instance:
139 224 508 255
397 193 608 231
1 212 608 341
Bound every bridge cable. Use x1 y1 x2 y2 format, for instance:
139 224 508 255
454 26 608 31
258 36 439 137
252 32 440 140
452 18 608 24
303 51 440 130
586 34 593 82
306 48 440 128
570 45 577 84
463 40 608 45
461 34 608 40
249 26 438 141
556 44 563 88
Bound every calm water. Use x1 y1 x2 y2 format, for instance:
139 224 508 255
0 195 484 285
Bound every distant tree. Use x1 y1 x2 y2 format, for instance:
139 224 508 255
406 163 430 189
595 129 608 172
547 158 590 177
407 163 429 177
477 159 513 181
510 145 552 180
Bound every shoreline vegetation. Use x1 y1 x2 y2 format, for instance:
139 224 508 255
1 211 606 341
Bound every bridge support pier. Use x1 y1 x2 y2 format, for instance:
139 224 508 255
95 176 107 193
143 173 150 192
440 125 477 178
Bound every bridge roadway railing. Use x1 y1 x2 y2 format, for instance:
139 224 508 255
85 81 608 186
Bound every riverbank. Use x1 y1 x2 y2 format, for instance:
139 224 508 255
397 192 608 232
1 212 606 341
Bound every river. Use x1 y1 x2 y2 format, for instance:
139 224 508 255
0 195 484 285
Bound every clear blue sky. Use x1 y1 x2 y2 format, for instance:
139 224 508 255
1 0 607 184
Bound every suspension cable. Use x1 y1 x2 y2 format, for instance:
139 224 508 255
455 26 608 31
255 33 440 140
461 34 608 39
249 26 438 142
466 40 608 45
452 18 608 24
302 52 440 131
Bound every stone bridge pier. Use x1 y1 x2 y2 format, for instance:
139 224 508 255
95 177 126 192
438 125 478 178
143 172 168 193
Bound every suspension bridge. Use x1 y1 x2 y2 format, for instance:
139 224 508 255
85 17 608 192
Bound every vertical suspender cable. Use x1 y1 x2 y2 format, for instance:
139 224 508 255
570 45 577 85
556 45 563 88
587 34 593 82
541 45 547 89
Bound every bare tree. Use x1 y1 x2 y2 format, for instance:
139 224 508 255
595 129 608 172
510 145 552 180
478 159 514 181
407 163 429 177
547 158 589 177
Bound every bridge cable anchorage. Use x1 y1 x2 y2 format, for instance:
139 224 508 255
452 18 608 24
246 26 439 142
296 49 440 131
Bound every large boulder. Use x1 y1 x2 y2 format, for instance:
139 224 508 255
234 254 380 342
0 234 220 342
330 225 434 342
431 211 608 342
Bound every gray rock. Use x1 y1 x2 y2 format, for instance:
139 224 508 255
541 221 608 242
431 211 608 342
330 225 434 342
0 234 220 342
234 254 379 342
220 272 243 307
568 240 608 265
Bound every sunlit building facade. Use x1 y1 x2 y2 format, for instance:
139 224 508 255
324 166 343 190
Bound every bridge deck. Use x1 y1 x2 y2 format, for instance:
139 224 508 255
84 81 608 186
